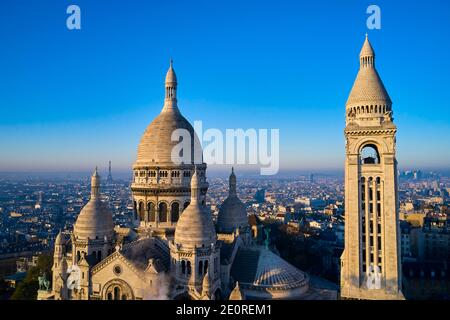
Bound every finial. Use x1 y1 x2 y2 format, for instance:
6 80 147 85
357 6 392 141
365 32 368 39
170 58 173 67
232 167 234 174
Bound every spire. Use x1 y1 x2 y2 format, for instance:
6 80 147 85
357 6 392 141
229 281 244 300
359 34 375 68
55 229 65 246
202 268 211 296
190 167 201 204
91 167 100 199
162 59 179 113
346 35 391 108
229 167 237 196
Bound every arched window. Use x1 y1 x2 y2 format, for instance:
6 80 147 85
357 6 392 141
159 202 168 222
76 251 81 263
204 260 208 274
148 202 156 222
107 292 113 300
181 260 186 275
187 261 192 275
138 202 145 221
133 201 137 220
114 287 120 300
171 202 180 222
360 144 380 164
198 261 203 275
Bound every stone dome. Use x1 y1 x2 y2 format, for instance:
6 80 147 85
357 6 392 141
231 247 310 299
174 170 216 248
55 231 66 246
73 168 115 240
136 110 201 165
217 168 248 233
165 60 177 83
346 35 391 107
253 249 309 288
346 67 391 107
135 62 202 166
359 34 375 57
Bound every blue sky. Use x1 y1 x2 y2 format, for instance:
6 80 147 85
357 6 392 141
0 0 449 174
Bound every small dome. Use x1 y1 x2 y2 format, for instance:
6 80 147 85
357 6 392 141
346 35 391 107
346 68 391 106
253 249 308 288
202 269 211 293
174 170 216 248
360 34 375 57
73 169 115 240
165 60 177 83
229 282 244 300
74 200 115 239
217 169 248 233
55 231 66 246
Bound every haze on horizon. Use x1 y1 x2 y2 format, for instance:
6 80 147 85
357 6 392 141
1 0 449 173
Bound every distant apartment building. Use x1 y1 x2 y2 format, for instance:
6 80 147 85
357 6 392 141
423 213 450 262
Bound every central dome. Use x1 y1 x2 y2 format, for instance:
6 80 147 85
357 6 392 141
136 110 200 165
135 62 202 166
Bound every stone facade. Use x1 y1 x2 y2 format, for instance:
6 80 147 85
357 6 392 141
340 35 404 300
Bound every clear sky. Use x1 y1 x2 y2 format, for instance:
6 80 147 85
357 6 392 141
1 0 449 174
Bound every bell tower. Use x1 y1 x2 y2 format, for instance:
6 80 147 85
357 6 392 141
340 35 403 300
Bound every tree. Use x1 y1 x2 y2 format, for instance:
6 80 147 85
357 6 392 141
11 254 53 300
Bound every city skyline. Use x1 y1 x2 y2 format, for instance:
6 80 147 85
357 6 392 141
1 0 450 173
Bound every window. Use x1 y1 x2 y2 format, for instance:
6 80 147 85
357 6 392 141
187 261 192 275
114 287 121 300
198 261 203 275
139 202 145 221
181 261 186 275
204 260 209 274
360 144 380 164
159 202 168 222
171 171 180 178
148 202 156 222
171 202 180 222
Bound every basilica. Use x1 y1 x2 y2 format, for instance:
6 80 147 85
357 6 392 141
43 35 401 300
41 59 336 301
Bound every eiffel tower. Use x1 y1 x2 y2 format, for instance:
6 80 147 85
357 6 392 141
106 160 113 185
